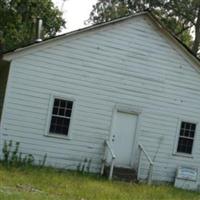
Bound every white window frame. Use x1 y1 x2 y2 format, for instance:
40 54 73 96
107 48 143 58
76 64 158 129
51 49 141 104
173 119 198 158
45 93 76 140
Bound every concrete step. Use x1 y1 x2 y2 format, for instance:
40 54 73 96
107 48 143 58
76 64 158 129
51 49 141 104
104 166 137 182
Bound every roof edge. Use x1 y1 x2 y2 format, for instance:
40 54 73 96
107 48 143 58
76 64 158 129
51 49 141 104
2 10 200 70
2 11 148 60
146 12 200 70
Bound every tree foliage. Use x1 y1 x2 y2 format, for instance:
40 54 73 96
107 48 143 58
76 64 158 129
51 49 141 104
90 0 200 56
0 0 65 51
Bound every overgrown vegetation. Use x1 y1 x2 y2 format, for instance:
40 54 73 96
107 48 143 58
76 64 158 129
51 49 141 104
0 0 65 51
0 165 200 200
0 141 199 199
1 140 46 168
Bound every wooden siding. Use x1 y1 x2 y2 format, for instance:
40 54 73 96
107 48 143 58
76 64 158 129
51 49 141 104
1 15 200 183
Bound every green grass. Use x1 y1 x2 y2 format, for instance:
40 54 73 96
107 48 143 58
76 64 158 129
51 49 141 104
0 165 200 200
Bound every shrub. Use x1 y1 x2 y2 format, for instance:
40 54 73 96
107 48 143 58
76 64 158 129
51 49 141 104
1 140 47 168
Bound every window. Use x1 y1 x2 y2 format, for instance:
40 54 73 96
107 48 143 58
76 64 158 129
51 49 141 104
177 121 196 154
49 98 73 136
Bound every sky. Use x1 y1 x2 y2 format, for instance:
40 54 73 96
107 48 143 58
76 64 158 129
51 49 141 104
53 0 98 34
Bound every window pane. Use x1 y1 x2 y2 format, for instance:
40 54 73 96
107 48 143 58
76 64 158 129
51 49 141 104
177 138 193 154
183 130 189 137
50 116 70 135
185 123 190 130
53 107 58 115
189 131 195 138
67 101 73 109
65 109 72 117
54 99 60 107
59 108 65 116
49 116 57 133
191 124 196 131
60 100 66 108
181 122 186 129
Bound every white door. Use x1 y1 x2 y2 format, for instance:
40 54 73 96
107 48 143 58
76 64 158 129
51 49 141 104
110 111 137 167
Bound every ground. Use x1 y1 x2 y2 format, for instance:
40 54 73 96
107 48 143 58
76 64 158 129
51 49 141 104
0 165 200 200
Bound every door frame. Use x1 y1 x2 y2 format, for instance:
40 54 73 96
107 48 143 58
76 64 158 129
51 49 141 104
109 104 142 168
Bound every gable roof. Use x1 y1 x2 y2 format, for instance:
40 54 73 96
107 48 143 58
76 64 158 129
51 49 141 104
2 11 200 69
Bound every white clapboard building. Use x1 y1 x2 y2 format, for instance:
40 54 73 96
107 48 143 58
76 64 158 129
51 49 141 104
1 12 200 185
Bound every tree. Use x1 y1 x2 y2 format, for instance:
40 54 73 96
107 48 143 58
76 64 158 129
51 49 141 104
89 0 200 56
0 0 65 51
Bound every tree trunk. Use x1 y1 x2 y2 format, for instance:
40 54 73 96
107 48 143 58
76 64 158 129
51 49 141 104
192 8 200 55
0 41 3 58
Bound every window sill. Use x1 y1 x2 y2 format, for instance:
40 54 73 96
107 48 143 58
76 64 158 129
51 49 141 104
172 152 193 159
44 133 72 140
